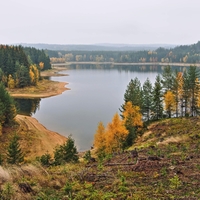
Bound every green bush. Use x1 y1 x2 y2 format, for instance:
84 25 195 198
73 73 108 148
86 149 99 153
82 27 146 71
83 150 92 162
7 134 24 164
54 135 79 165
40 153 51 166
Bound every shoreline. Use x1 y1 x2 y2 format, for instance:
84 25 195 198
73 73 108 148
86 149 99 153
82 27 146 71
52 61 200 67
10 81 69 98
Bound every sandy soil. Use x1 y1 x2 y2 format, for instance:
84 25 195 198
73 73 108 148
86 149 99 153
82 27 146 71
15 115 67 160
8 79 69 98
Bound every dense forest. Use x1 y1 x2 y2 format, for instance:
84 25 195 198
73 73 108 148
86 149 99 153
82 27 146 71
0 45 51 88
49 41 200 64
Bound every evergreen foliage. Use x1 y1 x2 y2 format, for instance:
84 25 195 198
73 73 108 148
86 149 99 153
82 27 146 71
54 136 78 165
23 47 51 71
152 75 163 120
121 78 142 113
40 153 51 166
142 78 153 121
83 150 92 162
7 134 24 164
0 83 16 126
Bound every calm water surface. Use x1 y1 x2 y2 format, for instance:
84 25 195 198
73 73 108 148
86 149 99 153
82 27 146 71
19 65 161 151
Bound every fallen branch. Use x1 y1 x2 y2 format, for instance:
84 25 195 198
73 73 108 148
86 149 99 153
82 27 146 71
104 162 136 166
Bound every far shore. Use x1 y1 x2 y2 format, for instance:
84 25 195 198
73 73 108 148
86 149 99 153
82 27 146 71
52 62 200 67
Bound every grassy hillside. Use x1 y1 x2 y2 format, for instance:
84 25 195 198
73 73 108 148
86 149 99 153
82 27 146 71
0 117 200 199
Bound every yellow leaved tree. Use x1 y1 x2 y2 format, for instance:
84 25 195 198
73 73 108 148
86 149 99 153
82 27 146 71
164 90 176 118
39 62 44 70
29 65 39 85
93 113 128 156
105 113 128 153
7 74 15 89
93 121 106 157
122 101 143 147
122 101 143 128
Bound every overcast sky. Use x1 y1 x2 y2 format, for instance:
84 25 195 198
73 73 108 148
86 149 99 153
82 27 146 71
1 0 200 45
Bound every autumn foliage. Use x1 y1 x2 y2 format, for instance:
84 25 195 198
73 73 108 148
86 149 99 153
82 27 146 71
164 90 176 118
94 105 144 154
122 101 143 128
94 113 128 154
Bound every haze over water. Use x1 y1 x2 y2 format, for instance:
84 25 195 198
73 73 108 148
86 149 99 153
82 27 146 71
30 64 159 151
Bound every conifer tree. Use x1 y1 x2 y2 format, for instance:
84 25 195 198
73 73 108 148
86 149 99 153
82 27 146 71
173 71 183 117
152 75 163 120
121 78 142 112
7 134 24 164
142 78 153 121
54 136 78 165
182 70 190 116
161 66 174 92
0 83 16 125
187 66 200 116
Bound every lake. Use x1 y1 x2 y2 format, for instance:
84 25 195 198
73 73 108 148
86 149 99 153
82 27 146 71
16 64 184 151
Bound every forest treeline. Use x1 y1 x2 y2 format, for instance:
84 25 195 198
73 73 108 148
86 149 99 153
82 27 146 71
0 45 51 88
49 41 200 64
0 45 51 132
94 65 200 155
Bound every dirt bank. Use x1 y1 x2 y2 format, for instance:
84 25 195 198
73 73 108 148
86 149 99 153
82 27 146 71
15 115 67 160
40 66 68 77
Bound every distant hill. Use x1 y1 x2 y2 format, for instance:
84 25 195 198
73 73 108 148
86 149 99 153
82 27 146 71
18 43 176 51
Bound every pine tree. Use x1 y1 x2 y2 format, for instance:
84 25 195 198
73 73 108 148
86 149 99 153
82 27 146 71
187 66 200 116
17 65 30 88
173 71 183 117
162 66 174 92
7 134 24 164
142 78 153 121
0 83 16 125
182 70 190 116
121 78 142 113
54 136 78 165
152 75 163 120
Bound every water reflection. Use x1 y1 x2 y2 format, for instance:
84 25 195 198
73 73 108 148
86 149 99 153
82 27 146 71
65 64 189 73
15 98 41 116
